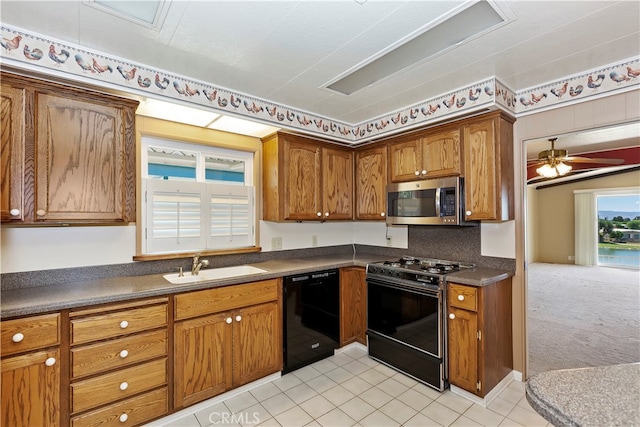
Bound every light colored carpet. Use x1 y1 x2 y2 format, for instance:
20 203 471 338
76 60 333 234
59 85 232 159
527 262 640 377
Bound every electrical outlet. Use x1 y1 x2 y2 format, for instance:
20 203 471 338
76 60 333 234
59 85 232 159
387 236 392 246
271 237 282 250
311 235 318 247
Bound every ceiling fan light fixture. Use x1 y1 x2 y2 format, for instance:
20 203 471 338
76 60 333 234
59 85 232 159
536 163 558 178
555 161 572 176
536 160 572 178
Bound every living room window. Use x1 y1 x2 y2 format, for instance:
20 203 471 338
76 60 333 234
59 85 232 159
141 137 255 255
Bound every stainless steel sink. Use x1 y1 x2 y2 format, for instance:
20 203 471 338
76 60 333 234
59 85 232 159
163 265 268 284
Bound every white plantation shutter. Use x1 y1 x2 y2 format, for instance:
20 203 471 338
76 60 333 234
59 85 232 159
144 179 254 253
209 185 254 248
145 180 205 253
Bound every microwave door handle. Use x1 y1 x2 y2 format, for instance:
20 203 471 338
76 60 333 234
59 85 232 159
435 188 441 217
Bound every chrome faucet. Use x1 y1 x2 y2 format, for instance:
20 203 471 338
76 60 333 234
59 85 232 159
191 253 210 275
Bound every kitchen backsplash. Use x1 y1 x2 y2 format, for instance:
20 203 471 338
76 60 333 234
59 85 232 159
1 226 514 291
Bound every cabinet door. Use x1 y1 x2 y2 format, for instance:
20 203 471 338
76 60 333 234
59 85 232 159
35 93 126 222
1 349 60 427
232 302 282 387
463 119 498 220
340 267 367 346
322 147 353 220
448 307 478 394
422 128 461 178
355 145 387 220
389 137 421 182
284 139 322 220
174 313 233 408
0 84 26 222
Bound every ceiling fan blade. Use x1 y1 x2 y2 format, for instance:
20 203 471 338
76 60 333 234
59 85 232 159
563 156 625 164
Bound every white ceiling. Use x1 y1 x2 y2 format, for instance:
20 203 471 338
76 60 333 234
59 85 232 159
1 0 639 149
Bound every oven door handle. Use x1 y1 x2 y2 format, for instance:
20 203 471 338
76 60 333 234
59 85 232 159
366 277 441 297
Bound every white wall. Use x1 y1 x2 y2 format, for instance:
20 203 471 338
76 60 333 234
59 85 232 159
0 221 410 273
1 225 137 273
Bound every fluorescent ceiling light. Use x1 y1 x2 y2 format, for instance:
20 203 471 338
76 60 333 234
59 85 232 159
137 98 220 127
208 116 279 138
326 1 505 95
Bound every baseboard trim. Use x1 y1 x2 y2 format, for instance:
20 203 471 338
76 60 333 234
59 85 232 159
335 341 368 353
150 372 281 426
450 371 518 407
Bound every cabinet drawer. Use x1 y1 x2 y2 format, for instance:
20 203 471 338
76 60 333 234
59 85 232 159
71 387 167 427
71 304 167 345
0 313 60 357
448 283 477 311
71 358 167 413
175 279 279 320
71 330 167 379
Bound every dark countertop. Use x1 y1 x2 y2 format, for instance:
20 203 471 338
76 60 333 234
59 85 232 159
1 255 513 319
0 255 380 318
446 267 513 286
526 363 640 427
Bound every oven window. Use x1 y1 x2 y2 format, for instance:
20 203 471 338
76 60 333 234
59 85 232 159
367 282 441 357
388 189 437 217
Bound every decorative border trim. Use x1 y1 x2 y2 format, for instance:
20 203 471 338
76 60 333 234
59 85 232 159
1 24 638 143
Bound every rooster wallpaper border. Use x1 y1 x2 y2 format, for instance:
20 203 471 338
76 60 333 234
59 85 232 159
1 24 639 144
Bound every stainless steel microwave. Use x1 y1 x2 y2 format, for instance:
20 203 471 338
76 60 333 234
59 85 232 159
386 176 474 225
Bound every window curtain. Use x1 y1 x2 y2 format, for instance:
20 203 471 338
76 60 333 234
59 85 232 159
574 191 597 266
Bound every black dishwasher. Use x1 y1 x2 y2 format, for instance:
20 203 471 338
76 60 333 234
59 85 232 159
283 269 339 374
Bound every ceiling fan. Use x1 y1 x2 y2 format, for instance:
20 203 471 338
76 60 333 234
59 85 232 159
531 138 625 179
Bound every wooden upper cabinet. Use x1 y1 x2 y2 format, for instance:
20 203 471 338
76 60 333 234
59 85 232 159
389 125 461 182
322 146 353 220
355 145 388 220
462 111 514 221
0 83 26 223
262 132 353 221
421 127 461 178
389 136 421 182
0 72 138 225
285 138 322 220
36 94 125 222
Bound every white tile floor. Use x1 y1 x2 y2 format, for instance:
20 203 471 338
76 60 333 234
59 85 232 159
150 347 551 427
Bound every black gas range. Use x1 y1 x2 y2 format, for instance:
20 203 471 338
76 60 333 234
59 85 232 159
365 255 475 391
366 256 475 289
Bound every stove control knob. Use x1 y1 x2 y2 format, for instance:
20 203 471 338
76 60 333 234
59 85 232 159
368 266 377 274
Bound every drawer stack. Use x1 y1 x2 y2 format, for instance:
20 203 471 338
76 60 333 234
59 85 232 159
69 298 169 427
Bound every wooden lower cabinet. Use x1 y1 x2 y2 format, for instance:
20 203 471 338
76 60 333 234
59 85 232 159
447 279 512 397
174 312 233 407
1 349 61 427
173 279 282 409
1 313 61 427
339 267 367 346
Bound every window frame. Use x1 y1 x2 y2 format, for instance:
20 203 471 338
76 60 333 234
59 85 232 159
139 136 257 257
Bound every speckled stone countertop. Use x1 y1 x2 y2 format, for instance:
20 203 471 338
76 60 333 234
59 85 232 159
526 363 640 426
446 267 513 286
1 255 382 319
1 255 513 319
